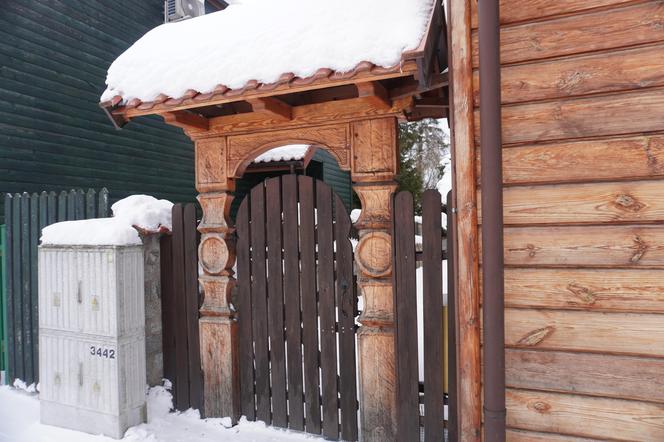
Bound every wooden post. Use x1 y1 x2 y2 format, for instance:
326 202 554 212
351 117 399 441
195 137 240 420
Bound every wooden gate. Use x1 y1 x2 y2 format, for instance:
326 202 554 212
235 175 358 441
393 189 457 441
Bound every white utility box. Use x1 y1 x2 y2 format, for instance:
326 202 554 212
38 245 147 439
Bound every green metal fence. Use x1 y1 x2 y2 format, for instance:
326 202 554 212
3 189 109 386
1 224 7 383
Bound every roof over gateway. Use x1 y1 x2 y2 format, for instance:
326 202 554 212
100 0 448 129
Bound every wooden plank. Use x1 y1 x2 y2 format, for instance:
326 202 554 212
497 134 664 186
66 190 75 221
472 1 664 66
265 178 287 428
316 182 339 440
506 388 664 440
507 428 601 442
235 196 255 420
85 189 96 218
446 191 459 442
47 192 56 225
159 235 177 393
183 204 202 410
57 191 67 222
298 176 321 435
5 194 15 382
20 193 32 384
74 189 85 220
392 192 420 441
171 204 190 410
29 193 38 383
505 268 664 313
503 225 664 268
98 188 109 217
281 175 304 431
421 190 444 441
474 43 664 105
505 308 664 357
475 88 664 146
485 180 664 226
448 0 483 438
506 348 664 404
249 183 270 424
470 0 634 28
333 193 357 442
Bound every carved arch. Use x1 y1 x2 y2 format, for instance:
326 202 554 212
226 123 351 178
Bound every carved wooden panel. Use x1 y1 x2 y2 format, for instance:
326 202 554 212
351 118 398 182
196 138 229 192
226 124 351 177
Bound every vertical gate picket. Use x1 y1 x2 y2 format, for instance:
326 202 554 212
282 175 304 431
85 189 96 218
298 175 322 435
171 204 190 409
422 190 445 440
334 193 358 442
183 204 202 410
98 188 109 217
5 194 15 383
57 191 67 222
316 182 339 439
250 184 271 424
47 192 57 225
20 193 33 384
447 191 458 442
236 197 256 420
392 191 420 441
29 194 39 383
74 189 85 220
265 178 288 427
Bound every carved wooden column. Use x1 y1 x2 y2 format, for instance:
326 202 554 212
195 137 240 420
351 117 399 441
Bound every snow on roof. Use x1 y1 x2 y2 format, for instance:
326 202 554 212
252 144 311 164
101 0 434 104
41 195 173 246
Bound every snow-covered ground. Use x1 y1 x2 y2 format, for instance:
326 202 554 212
0 383 321 442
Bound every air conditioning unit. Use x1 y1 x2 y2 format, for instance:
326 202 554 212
164 0 205 23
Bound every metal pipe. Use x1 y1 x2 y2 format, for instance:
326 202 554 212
478 0 506 440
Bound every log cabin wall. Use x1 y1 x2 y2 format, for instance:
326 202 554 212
466 0 664 440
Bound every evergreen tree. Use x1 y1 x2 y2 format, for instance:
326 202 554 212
396 119 449 213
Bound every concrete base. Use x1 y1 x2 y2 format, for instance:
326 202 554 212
41 400 146 439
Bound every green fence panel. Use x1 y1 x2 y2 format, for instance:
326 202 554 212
3 188 109 385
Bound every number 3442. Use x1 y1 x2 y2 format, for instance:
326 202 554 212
90 346 115 359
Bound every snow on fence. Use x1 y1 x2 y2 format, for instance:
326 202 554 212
2 188 109 386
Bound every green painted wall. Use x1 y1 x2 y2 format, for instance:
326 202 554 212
0 0 196 224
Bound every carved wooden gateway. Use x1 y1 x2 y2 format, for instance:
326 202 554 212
100 1 447 440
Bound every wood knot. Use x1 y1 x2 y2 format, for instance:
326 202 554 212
531 401 551 414
517 325 555 346
566 282 596 306
630 236 648 263
614 194 645 213
556 70 590 93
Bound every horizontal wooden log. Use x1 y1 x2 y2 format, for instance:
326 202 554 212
475 87 664 146
505 308 664 357
473 43 664 105
495 134 664 185
482 180 664 225
472 1 664 66
507 388 664 441
507 428 600 442
470 0 634 28
504 268 664 313
506 349 664 403
503 225 664 268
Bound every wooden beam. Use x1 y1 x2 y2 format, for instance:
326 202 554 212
162 110 209 131
356 81 391 109
247 97 292 121
389 72 449 100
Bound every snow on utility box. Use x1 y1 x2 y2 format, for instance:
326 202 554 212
38 245 147 439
